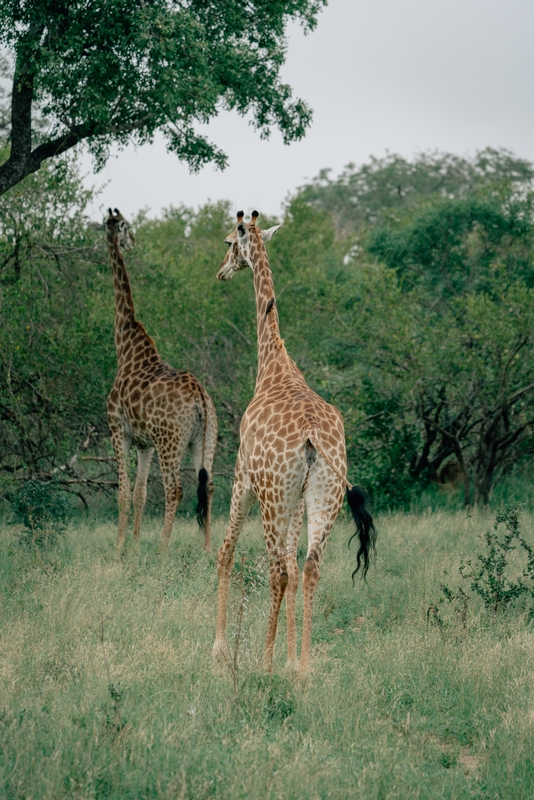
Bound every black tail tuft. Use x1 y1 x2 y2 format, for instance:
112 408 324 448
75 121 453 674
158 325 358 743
347 486 376 583
196 468 209 531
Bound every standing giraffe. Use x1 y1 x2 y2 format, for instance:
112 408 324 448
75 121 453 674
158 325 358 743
105 209 218 553
212 210 375 675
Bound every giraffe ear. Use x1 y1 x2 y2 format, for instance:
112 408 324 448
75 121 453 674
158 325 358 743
237 221 249 240
261 225 281 243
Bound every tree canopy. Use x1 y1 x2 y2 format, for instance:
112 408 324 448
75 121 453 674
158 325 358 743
1 148 533 514
289 150 534 507
0 0 325 195
298 148 534 236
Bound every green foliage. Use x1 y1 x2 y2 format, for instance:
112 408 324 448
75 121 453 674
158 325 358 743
0 153 113 493
469 505 534 615
0 0 325 195
432 505 534 628
2 147 534 516
366 192 534 300
10 479 71 545
300 160 534 507
298 147 534 236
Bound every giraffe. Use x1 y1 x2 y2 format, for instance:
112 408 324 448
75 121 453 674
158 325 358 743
212 210 375 675
105 209 218 553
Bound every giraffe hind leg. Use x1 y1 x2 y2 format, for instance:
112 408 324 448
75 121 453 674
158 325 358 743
158 455 184 555
132 447 154 544
285 499 305 672
264 556 289 672
299 472 344 676
262 498 303 672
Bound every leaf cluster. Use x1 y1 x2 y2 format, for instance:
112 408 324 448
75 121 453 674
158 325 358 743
298 148 534 236
10 479 71 545
432 505 534 630
293 150 534 507
468 506 534 615
0 0 324 194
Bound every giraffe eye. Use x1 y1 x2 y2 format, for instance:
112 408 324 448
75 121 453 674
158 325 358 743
225 241 231 248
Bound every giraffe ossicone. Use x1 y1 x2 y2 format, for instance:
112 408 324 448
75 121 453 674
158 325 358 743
213 210 375 676
105 209 218 554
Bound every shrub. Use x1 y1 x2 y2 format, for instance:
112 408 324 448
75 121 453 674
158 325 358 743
430 505 534 631
10 480 71 546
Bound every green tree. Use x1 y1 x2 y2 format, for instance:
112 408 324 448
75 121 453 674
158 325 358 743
293 154 534 507
298 148 534 237
0 0 324 196
366 192 534 299
357 274 534 506
3 148 534 515
0 150 113 502
313 209 534 507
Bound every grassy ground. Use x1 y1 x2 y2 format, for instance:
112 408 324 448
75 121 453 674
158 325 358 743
1 506 534 799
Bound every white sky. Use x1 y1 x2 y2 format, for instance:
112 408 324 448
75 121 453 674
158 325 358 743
82 0 534 221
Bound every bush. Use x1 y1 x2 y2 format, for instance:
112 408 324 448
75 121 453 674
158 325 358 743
430 505 534 631
10 480 71 546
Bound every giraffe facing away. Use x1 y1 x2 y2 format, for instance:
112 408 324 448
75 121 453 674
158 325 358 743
212 210 375 675
105 209 218 553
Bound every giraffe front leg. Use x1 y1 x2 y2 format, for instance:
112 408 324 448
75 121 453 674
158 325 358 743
213 471 255 662
132 447 154 544
109 423 131 554
285 499 305 672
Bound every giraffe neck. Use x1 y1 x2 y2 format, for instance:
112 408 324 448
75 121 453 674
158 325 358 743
106 229 155 366
249 231 289 386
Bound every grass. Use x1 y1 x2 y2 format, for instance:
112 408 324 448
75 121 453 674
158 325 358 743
1 507 534 798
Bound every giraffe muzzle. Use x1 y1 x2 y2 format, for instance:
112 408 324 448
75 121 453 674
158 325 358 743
217 263 234 281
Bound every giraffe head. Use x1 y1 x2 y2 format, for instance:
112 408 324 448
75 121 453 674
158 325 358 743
217 210 280 281
106 208 135 251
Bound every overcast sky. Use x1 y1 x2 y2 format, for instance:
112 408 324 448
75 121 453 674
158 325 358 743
82 0 534 221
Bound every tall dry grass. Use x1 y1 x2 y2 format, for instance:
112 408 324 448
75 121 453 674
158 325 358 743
1 508 534 798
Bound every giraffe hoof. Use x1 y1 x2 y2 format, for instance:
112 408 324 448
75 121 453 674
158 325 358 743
285 658 299 674
212 640 228 663
297 661 310 679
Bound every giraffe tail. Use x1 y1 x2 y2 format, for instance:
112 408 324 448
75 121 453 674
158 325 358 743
347 486 376 583
195 384 215 534
305 427 376 582
196 467 209 531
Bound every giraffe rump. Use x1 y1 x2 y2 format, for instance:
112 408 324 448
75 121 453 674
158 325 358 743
347 486 376 582
196 467 209 531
